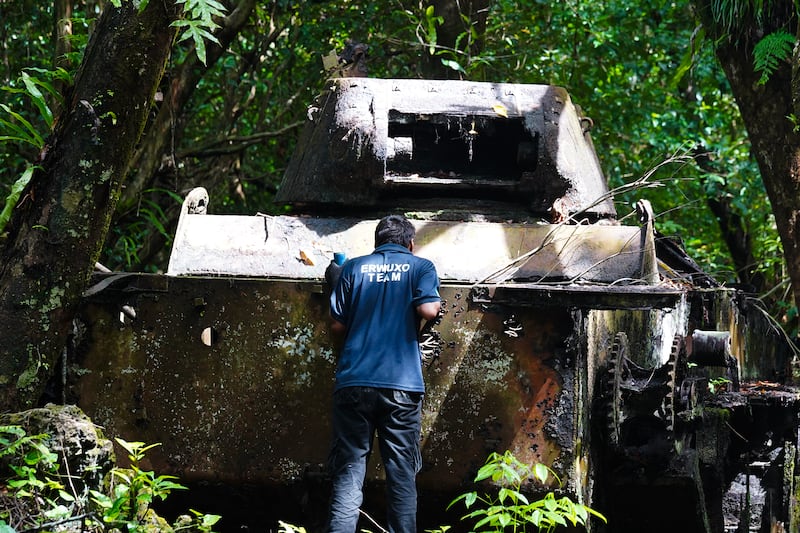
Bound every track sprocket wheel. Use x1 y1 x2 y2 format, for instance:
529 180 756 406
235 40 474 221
662 334 685 437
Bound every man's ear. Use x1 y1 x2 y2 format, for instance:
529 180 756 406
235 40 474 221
409 240 414 252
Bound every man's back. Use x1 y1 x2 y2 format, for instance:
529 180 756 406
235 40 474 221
330 242 440 393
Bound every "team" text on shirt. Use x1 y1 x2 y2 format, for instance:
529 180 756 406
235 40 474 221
361 263 410 282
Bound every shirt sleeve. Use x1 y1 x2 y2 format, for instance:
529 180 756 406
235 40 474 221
412 259 440 307
330 264 351 324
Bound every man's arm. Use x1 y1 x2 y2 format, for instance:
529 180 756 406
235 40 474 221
329 314 347 351
329 315 347 335
329 317 346 335
416 300 441 321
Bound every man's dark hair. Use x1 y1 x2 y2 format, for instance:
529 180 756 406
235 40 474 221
375 215 415 248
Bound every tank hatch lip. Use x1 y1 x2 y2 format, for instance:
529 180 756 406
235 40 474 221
383 175 522 187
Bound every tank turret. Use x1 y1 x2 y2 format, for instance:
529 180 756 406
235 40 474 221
277 78 614 221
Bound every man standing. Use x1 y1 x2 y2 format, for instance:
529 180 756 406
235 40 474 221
325 214 441 533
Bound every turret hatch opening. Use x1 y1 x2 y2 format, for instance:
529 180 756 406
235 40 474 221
385 111 538 189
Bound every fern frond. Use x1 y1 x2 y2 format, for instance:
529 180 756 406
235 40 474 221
172 0 227 65
753 30 795 85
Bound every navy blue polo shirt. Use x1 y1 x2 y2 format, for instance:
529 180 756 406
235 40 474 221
330 243 440 393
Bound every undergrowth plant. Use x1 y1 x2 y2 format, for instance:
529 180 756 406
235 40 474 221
445 450 606 533
0 426 220 533
279 450 605 533
0 65 65 235
0 425 76 532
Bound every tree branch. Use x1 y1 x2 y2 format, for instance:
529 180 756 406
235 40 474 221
176 120 304 158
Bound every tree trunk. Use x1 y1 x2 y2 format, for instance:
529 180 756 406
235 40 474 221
694 1 800 312
0 1 178 412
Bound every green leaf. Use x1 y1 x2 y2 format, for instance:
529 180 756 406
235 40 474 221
90 489 113 509
753 31 795 85
440 59 465 74
170 0 227 64
497 512 512 527
533 462 549 484
171 21 219 65
474 462 496 482
20 72 54 128
473 515 497 530
543 492 557 511
44 504 70 520
574 503 588 522
23 449 41 465
497 486 510 504
587 505 608 522
465 491 477 507
112 470 132 485
115 438 142 457
0 104 44 148
424 5 441 54
199 513 221 527
0 165 34 235
672 26 705 89
547 509 567 527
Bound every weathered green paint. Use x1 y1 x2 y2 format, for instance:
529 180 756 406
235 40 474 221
73 275 582 494
61 71 800 529
71 272 797 513
59 192 800 525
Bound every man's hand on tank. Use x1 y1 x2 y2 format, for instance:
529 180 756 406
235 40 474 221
325 260 343 288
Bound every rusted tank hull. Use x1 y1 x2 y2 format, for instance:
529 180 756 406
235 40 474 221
71 272 800 532
73 275 587 493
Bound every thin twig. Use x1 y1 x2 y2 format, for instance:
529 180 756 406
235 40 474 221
725 421 749 444
177 120 305 158
358 509 389 533
473 151 695 287
20 512 96 533
59 435 82 512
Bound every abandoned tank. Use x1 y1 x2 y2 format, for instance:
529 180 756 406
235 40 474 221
71 78 800 532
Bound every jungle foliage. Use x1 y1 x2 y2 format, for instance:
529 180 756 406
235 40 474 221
0 425 220 532
0 0 791 325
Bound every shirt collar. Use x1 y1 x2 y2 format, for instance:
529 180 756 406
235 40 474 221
374 243 411 254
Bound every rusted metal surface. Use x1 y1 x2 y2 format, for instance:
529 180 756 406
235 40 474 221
72 270 800 532
73 276 582 492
